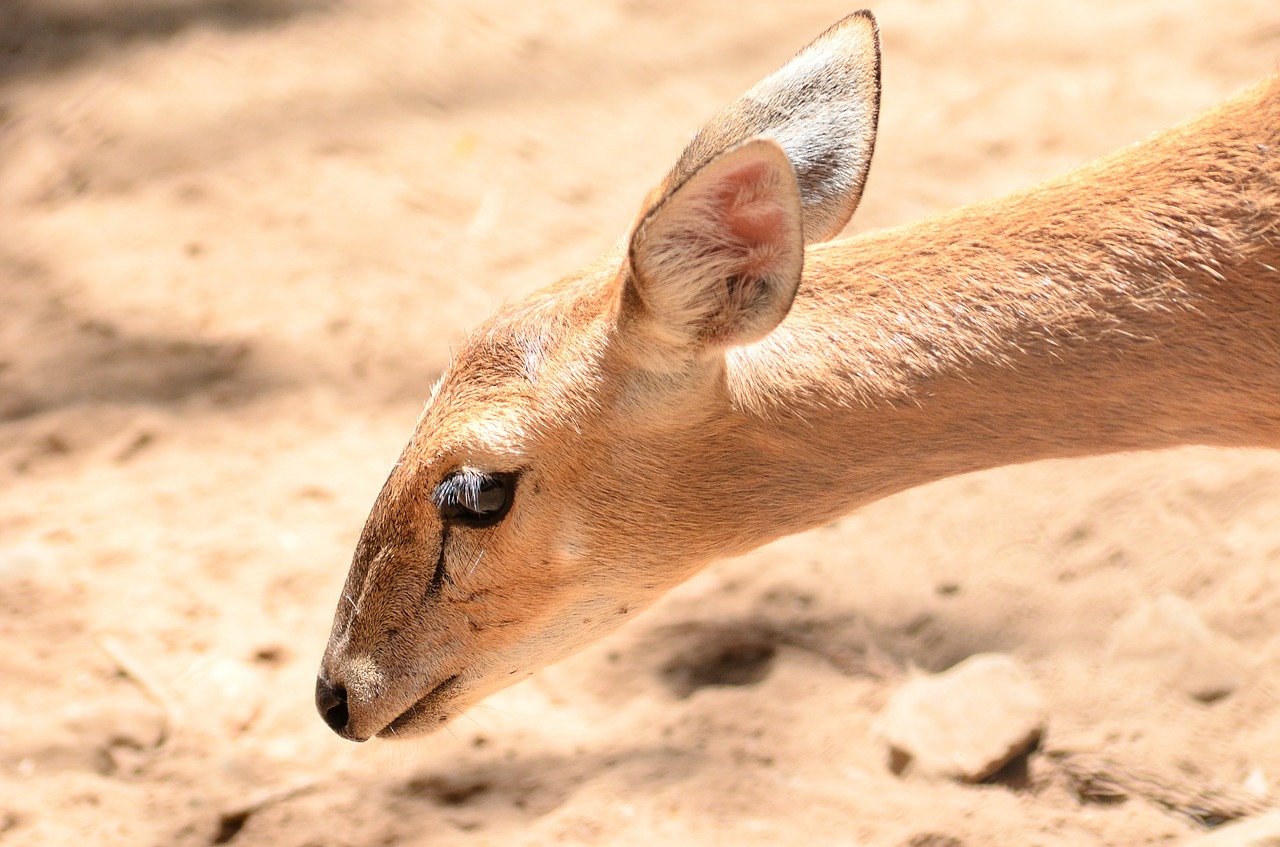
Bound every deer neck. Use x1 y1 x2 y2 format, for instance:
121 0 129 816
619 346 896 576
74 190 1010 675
718 79 1280 539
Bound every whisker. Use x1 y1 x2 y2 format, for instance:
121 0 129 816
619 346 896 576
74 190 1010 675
468 549 486 576
455 708 489 731
441 721 465 749
469 702 515 719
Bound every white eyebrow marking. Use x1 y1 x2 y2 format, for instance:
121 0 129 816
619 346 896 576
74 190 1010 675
454 412 530 459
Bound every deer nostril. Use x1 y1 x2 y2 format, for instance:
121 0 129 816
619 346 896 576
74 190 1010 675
315 676 350 736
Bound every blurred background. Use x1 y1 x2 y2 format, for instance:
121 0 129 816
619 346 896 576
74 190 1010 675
1 1 1278 845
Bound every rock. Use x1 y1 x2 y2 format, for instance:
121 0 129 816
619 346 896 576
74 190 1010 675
1181 810 1280 846
182 656 266 735
1107 593 1246 704
876 653 1047 783
0 541 60 585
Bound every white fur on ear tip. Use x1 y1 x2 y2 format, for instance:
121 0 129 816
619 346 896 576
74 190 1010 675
628 139 804 354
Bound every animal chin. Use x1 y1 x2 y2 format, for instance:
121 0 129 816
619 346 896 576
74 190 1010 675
376 674 463 738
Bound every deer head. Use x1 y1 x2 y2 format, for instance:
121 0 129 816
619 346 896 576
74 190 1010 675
316 12 880 740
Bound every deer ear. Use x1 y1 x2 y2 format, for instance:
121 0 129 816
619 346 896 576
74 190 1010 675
624 138 803 359
658 11 880 245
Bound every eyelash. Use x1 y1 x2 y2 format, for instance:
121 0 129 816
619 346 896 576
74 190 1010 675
432 469 517 527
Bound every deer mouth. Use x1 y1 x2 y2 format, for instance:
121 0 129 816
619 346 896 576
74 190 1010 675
377 674 463 738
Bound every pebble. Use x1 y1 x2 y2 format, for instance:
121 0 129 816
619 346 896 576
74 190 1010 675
0 542 59 585
1107 593 1245 703
876 653 1047 783
182 656 266 735
1181 810 1280 846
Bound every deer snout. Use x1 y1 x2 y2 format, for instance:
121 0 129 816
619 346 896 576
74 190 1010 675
314 649 390 741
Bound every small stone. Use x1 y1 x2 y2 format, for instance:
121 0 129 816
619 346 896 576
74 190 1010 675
1107 593 1245 704
1243 768 1269 800
0 542 59 584
876 653 1047 783
183 657 265 734
1181 810 1280 846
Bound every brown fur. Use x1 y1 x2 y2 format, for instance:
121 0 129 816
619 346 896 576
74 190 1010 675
317 12 1280 741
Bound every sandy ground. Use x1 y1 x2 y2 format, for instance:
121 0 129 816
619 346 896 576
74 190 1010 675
3 1 1280 845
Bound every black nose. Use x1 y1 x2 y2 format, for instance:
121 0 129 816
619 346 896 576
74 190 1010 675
315 676 351 737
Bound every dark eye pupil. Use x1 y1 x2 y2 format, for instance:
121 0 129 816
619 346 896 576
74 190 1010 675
434 470 516 526
471 477 507 514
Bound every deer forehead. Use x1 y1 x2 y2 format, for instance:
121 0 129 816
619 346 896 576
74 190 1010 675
412 400 532 465
415 340 542 461
426 331 612 451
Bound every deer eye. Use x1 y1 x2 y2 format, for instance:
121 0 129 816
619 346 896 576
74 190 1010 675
433 470 516 527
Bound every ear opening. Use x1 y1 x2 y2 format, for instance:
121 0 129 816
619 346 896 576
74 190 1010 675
625 138 804 363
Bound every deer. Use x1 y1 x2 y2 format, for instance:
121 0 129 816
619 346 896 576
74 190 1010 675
315 11 1280 741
